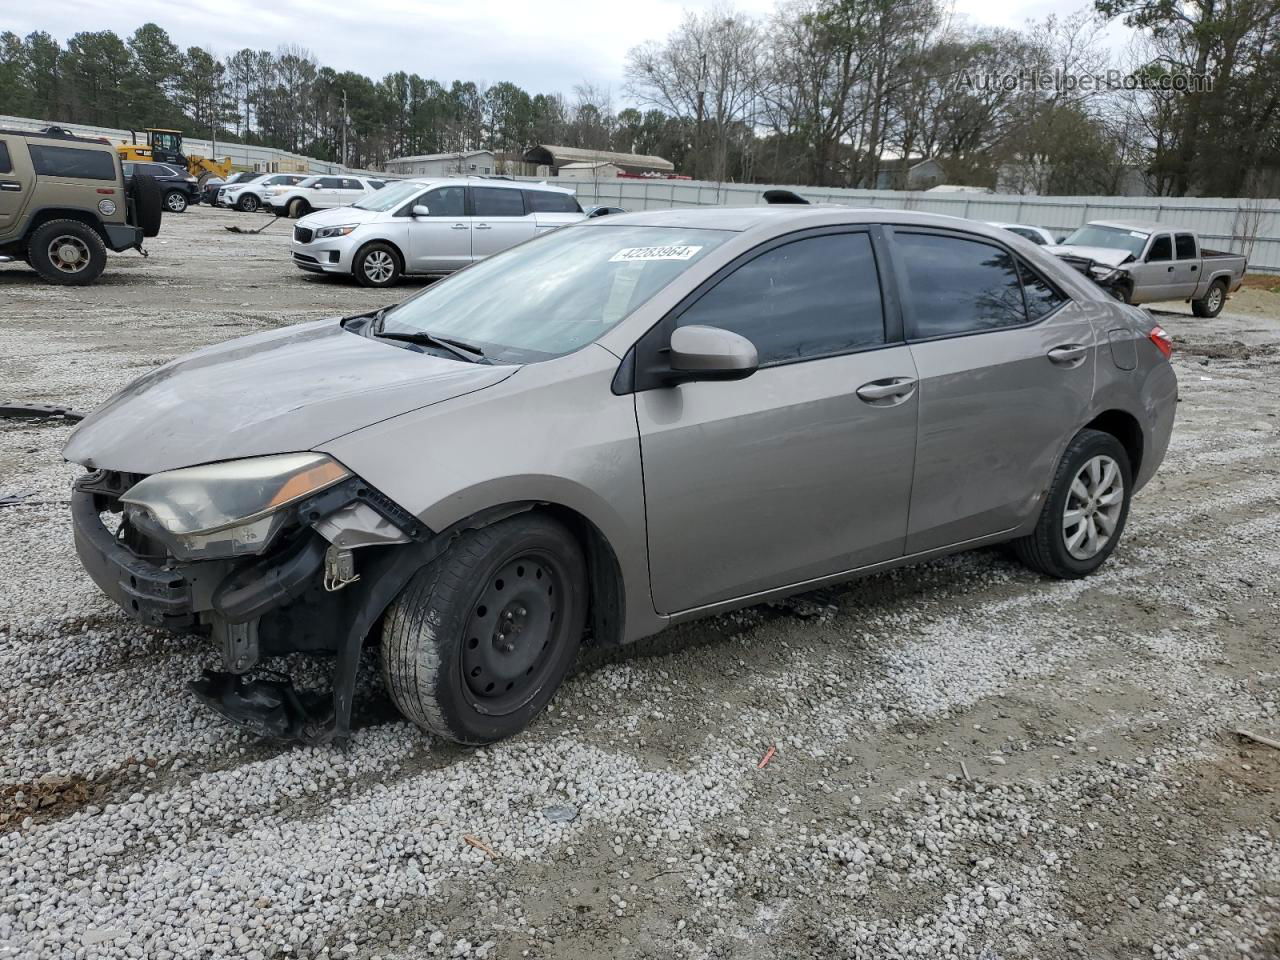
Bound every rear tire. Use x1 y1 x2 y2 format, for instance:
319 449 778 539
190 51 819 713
163 190 188 213
354 242 402 287
1192 279 1227 318
27 220 108 286
1011 428 1132 579
237 193 260 213
381 514 588 745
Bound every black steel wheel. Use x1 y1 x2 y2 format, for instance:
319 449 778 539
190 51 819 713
381 513 587 744
460 553 567 714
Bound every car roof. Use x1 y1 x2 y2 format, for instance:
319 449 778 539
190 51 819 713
1090 219 1174 233
581 205 992 234
399 176 576 195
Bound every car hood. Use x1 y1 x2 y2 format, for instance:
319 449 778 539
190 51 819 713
63 319 516 474
1045 245 1135 268
299 206 380 228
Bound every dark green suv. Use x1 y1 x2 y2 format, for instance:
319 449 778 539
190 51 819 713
0 126 162 285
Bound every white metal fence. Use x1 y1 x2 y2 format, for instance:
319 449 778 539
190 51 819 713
551 177 1280 273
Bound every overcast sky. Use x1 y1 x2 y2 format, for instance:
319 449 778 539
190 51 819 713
12 0 1116 100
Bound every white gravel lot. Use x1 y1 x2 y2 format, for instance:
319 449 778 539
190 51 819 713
1 208 1278 960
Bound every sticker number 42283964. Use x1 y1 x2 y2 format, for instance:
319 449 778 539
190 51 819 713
609 245 704 263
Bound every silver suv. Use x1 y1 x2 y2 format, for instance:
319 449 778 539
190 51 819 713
290 178 584 286
64 207 1177 746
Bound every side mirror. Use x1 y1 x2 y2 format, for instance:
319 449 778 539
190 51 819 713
666 325 758 384
411 205 431 217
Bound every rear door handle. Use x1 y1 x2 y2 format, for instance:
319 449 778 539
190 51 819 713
0 181 20 192
475 223 491 230
1047 344 1088 366
856 377 917 404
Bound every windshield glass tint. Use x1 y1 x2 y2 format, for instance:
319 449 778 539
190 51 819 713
354 181 424 211
381 225 732 362
1062 224 1148 257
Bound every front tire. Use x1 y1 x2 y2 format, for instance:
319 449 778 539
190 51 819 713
381 514 588 745
354 242 402 287
163 190 188 213
1012 429 1132 579
27 220 107 286
237 193 260 213
1192 279 1227 318
287 198 309 218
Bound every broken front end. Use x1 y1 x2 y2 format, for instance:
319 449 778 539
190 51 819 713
70 454 440 744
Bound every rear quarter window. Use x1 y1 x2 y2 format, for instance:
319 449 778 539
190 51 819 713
525 190 581 213
0 141 11 174
29 144 117 180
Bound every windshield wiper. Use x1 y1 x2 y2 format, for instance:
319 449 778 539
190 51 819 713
375 328 491 364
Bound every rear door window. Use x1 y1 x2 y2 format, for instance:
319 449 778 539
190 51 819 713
318 177 344 189
473 187 526 217
29 144 116 180
675 231 886 365
1019 261 1067 320
0 141 12 174
1175 233 1197 259
524 190 581 213
894 232 1028 338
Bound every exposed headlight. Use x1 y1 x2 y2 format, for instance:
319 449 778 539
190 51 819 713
121 453 350 560
98 199 117 215
314 224 358 239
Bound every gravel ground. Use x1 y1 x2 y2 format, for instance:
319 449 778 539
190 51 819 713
1 207 1278 960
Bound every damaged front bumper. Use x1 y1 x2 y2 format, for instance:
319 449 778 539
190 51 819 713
70 470 442 744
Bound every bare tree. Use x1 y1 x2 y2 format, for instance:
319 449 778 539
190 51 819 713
625 7 763 181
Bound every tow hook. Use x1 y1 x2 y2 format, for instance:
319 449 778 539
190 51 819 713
323 544 360 592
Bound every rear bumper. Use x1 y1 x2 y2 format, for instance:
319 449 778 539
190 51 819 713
102 223 144 252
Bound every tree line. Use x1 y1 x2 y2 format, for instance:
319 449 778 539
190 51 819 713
2 0 1277 197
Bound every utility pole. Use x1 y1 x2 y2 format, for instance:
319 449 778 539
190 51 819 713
695 53 707 182
341 88 348 170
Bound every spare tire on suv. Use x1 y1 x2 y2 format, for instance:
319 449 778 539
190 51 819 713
129 173 164 239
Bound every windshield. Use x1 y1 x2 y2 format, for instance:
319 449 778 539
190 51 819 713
354 181 425 212
1062 224 1148 257
379 224 733 363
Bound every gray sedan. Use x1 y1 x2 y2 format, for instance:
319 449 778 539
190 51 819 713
63 207 1178 745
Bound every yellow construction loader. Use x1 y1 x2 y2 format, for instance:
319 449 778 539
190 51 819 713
117 129 233 186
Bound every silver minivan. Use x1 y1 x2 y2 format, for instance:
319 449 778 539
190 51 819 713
64 207 1178 746
290 178 584 287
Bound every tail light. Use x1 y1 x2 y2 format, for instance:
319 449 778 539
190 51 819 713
1148 324 1172 359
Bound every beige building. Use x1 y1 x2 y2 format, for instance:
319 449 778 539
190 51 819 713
557 161 622 180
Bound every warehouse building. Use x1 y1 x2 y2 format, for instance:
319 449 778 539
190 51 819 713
521 145 674 177
382 150 496 177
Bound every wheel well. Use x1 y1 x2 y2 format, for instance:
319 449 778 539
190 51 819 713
1085 410 1143 477
353 238 405 272
441 501 626 648
25 209 108 246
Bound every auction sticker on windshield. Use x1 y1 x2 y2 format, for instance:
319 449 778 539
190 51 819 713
609 245 704 263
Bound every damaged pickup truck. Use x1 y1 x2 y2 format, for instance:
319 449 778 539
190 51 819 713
64 207 1177 747
1048 219 1246 317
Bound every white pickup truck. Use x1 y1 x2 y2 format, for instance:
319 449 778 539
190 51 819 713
1048 219 1247 317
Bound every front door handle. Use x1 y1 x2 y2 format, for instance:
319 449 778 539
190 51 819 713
451 223 467 230
1047 344 1088 366
856 377 917 404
